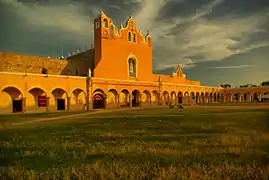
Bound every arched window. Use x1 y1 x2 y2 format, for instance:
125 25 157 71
133 33 136 43
103 18 108 28
110 26 114 38
128 58 136 77
128 32 131 42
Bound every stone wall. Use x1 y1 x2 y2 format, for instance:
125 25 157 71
0 52 91 76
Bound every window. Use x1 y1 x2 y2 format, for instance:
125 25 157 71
133 33 136 43
38 96 47 107
110 26 114 38
41 68 48 74
103 18 108 28
128 32 131 42
128 58 136 77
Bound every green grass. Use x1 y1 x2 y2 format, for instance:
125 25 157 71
0 106 269 179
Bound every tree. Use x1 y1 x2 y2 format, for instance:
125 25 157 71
261 81 269 86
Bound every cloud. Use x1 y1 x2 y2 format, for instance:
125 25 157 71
1 0 95 38
130 0 269 71
208 64 257 69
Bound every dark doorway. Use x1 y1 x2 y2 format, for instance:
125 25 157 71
178 96 182 104
93 94 105 109
132 90 140 107
12 100 23 113
57 99 65 110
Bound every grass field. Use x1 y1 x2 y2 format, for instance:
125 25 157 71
0 105 269 179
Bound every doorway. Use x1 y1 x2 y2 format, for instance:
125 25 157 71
93 94 105 109
132 90 140 107
12 100 23 113
57 99 65 110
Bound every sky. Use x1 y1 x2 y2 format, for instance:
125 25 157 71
0 0 269 87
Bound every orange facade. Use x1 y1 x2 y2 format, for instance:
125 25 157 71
0 12 268 114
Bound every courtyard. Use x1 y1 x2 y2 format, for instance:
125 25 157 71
0 104 269 179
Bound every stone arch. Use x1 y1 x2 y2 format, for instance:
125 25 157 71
178 91 183 104
162 91 170 105
170 91 177 105
195 92 200 104
253 92 259 102
213 93 217 103
71 88 86 111
142 90 151 106
127 55 137 78
131 89 141 107
217 93 221 102
200 92 205 103
233 93 239 102
93 88 106 109
226 93 232 103
107 89 118 108
51 88 69 111
209 93 213 103
119 89 130 107
152 90 159 105
28 87 47 111
184 91 189 104
190 92 195 104
205 92 209 103
0 86 24 113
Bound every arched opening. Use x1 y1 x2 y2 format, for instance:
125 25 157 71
133 33 136 43
196 92 200 104
178 91 183 104
51 88 68 111
120 89 130 107
226 93 232 103
128 32 131 42
93 89 106 109
233 93 239 102
71 88 86 111
110 26 114 38
152 90 159 105
213 93 217 102
132 90 141 107
243 93 247 102
200 92 205 103
41 68 48 74
184 92 189 104
28 87 47 112
170 91 176 105
107 89 118 108
205 93 209 103
217 93 221 102
103 18 108 28
209 93 213 103
1 86 23 113
162 91 169 105
190 92 195 104
142 90 151 106
128 58 136 77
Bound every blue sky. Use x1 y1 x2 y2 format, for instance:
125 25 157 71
0 0 268 87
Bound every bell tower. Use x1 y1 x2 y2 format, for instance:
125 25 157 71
93 11 112 75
